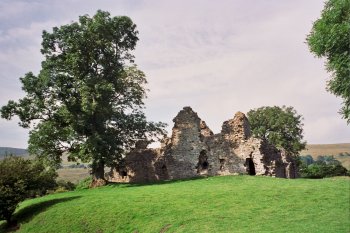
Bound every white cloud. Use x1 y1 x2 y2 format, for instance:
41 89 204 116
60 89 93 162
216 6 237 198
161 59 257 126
0 0 349 148
0 119 29 148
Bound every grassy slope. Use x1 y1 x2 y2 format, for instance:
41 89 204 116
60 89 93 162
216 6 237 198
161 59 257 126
1 175 349 233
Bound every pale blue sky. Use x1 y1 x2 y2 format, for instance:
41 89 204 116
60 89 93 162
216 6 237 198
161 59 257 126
0 0 349 148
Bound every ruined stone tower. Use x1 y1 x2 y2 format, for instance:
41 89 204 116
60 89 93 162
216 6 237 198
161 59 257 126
108 107 298 183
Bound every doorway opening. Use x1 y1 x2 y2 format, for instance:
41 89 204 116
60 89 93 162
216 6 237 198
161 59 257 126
245 158 256 175
197 150 209 174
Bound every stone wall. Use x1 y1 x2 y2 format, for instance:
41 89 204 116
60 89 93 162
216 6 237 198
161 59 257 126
108 148 168 183
163 107 212 179
108 106 298 183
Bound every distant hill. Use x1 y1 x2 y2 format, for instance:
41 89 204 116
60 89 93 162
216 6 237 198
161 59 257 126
301 143 350 157
300 143 350 169
0 147 28 159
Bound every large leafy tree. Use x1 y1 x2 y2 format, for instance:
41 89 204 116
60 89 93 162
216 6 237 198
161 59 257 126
307 0 350 123
1 11 166 187
247 106 306 155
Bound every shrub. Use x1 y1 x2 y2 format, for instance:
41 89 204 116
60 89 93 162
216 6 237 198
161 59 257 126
299 155 348 178
300 162 348 178
75 177 93 190
0 156 57 224
299 155 314 166
56 180 76 192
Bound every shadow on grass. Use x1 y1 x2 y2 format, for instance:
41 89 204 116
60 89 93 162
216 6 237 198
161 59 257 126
107 176 209 188
0 196 81 232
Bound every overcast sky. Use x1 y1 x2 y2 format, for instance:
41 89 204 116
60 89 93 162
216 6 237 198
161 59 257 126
0 0 349 148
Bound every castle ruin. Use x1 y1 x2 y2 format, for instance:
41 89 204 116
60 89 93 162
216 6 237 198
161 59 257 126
108 107 298 183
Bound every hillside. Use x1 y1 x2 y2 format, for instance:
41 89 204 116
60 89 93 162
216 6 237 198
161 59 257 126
301 143 350 169
0 147 28 159
57 168 90 183
300 143 350 157
0 148 90 182
1 175 349 233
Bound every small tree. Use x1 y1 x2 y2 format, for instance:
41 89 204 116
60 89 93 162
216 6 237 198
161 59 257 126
247 106 306 155
316 155 341 165
0 156 57 225
307 0 350 123
298 154 348 178
0 11 166 187
299 155 314 166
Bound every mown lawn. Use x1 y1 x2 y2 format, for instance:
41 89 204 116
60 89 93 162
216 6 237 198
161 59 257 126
1 175 349 233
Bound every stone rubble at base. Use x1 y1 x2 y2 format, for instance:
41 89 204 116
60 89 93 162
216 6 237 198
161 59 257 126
107 106 298 183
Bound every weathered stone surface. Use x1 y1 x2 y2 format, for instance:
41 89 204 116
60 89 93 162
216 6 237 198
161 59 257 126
108 106 298 183
90 178 107 188
108 148 167 183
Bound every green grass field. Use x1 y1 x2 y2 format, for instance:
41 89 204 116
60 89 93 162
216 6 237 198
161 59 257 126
1 175 349 233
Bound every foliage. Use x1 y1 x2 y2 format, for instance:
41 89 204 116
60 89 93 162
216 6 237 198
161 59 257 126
3 176 349 232
338 152 350 157
307 0 350 123
315 155 341 164
299 155 348 178
301 163 348 178
75 177 92 190
247 106 306 155
0 10 166 185
299 154 314 166
0 156 57 224
55 180 76 192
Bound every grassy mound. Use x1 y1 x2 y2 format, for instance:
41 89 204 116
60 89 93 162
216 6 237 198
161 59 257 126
1 176 349 232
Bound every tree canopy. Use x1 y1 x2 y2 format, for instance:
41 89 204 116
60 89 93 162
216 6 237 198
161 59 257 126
247 106 306 155
299 155 348 178
307 0 350 123
0 10 166 186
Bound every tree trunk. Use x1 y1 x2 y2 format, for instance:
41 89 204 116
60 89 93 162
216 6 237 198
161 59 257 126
90 160 107 188
6 217 19 231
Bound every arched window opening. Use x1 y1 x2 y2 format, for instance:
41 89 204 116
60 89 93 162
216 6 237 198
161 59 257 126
219 159 225 171
120 170 128 178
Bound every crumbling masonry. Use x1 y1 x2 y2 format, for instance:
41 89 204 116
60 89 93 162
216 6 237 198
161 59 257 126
108 107 298 183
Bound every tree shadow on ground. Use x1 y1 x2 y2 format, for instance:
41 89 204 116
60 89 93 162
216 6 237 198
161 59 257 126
0 196 81 232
